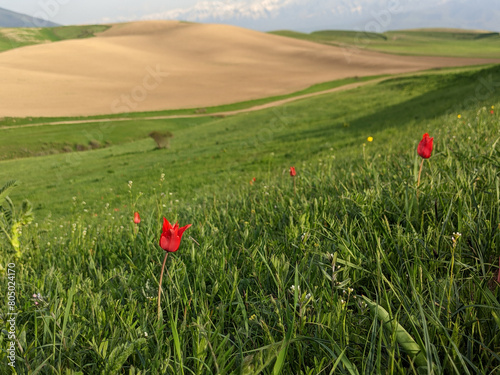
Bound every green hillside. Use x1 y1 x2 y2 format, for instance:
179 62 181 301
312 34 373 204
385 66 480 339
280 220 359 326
270 29 500 58
0 24 109 52
0 65 499 373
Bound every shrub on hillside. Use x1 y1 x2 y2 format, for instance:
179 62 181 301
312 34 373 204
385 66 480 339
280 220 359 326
149 131 173 149
89 140 101 149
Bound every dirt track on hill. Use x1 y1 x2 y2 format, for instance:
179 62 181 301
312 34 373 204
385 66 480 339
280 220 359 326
1 20 499 118
0 77 389 129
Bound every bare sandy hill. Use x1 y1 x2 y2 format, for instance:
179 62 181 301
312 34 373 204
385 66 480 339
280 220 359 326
0 20 498 117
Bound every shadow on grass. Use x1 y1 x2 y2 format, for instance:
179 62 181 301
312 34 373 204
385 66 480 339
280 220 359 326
284 65 500 144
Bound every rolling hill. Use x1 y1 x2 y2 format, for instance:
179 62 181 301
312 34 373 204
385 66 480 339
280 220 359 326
270 29 500 58
0 20 499 118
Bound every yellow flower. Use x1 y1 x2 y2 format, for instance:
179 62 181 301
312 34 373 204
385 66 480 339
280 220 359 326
367 136 373 142
457 114 461 119
492 105 495 110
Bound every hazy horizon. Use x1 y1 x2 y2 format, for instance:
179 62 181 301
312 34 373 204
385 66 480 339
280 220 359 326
1 0 499 32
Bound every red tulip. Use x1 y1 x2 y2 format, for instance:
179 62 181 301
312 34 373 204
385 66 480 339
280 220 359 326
133 212 141 224
417 133 433 159
491 110 494 115
290 166 296 177
159 218 191 252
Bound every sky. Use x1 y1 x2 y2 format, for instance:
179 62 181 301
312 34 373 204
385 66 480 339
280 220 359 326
1 0 498 32
1 0 198 25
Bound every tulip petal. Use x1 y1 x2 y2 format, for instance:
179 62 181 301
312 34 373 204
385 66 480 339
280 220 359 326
178 224 192 237
163 217 172 232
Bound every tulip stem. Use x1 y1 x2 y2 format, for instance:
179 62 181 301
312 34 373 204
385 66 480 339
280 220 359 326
293 176 296 195
417 158 425 199
158 252 169 320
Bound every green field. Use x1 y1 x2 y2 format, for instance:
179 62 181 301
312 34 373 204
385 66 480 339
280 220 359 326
270 29 500 58
0 25 110 52
1 62 500 373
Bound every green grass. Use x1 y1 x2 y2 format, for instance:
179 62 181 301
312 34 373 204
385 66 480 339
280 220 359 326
0 25 110 52
270 29 500 58
0 65 499 374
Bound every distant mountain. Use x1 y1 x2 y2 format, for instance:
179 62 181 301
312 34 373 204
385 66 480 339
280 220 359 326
383 0 500 32
0 7 60 28
138 0 500 33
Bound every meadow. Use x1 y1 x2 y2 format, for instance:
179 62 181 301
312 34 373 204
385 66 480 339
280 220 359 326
0 61 499 374
270 29 500 59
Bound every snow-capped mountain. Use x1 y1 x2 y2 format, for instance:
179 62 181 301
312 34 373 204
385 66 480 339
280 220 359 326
138 0 500 32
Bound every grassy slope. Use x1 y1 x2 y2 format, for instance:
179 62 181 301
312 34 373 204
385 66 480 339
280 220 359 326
0 65 492 158
270 29 500 58
0 66 499 373
0 24 110 52
0 65 498 217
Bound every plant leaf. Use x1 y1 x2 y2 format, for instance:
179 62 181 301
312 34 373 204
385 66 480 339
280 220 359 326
0 180 18 205
362 296 429 369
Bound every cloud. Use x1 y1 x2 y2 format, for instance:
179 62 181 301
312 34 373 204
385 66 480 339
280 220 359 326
100 0 499 33
140 0 296 22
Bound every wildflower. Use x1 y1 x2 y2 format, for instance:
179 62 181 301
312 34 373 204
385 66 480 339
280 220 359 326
134 212 141 224
457 114 461 119
367 136 373 142
491 110 494 115
157 218 192 319
159 218 191 253
289 167 297 194
128 180 133 189
417 133 434 159
416 133 433 199
452 232 462 248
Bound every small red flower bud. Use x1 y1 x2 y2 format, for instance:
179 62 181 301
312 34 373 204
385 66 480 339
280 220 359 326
417 133 433 159
133 212 141 224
